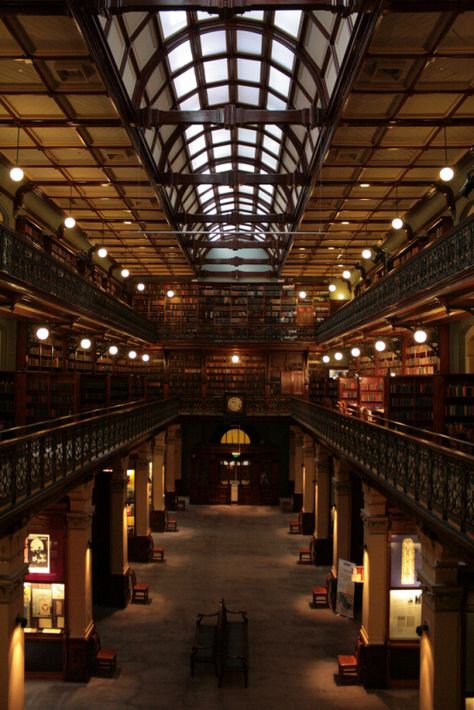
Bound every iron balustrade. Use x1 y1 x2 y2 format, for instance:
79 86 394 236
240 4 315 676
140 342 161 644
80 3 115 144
316 215 474 342
291 398 474 558
0 224 156 342
0 398 178 531
157 323 317 343
178 396 292 416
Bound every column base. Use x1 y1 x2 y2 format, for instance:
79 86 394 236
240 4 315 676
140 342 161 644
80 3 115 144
293 493 303 512
128 534 153 562
312 536 333 565
301 512 315 535
360 643 388 688
107 573 131 608
64 637 91 682
165 492 177 510
150 509 166 532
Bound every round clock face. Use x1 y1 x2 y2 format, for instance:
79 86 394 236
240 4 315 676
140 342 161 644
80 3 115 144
227 396 243 412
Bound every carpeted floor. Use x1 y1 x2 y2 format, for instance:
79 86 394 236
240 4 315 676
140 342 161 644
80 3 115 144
25 504 420 710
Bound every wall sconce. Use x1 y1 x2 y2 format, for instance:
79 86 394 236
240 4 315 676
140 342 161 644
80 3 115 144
15 615 27 628
351 565 364 583
416 622 429 637
413 328 428 344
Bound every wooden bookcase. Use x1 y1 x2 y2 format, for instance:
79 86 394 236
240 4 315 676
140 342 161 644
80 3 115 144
385 376 435 428
0 372 16 430
359 376 384 412
338 377 358 409
439 374 474 441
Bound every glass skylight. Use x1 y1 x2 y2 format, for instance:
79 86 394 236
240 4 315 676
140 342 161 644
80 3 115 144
185 124 204 141
269 67 291 96
204 59 228 84
236 31 262 55
237 59 261 83
273 10 302 39
238 128 258 144
262 154 278 170
266 124 283 140
211 129 231 145
215 162 232 173
238 163 254 172
179 95 201 110
191 153 208 170
241 11 264 22
238 85 260 105
271 40 295 71
207 86 229 105
267 94 287 110
213 145 231 160
218 186 233 195
168 41 193 72
188 135 206 156
173 67 197 97
200 30 227 57
262 135 281 156
159 11 188 39
238 145 256 160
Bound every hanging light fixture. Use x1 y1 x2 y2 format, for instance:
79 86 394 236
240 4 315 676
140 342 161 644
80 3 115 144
108 345 118 356
334 351 343 361
64 185 76 229
342 269 351 280
121 268 130 278
166 289 175 298
97 247 108 258
142 353 150 362
328 283 336 293
35 326 49 341
231 354 240 364
351 346 361 358
9 126 24 182
322 354 330 364
137 282 145 291
375 339 386 352
439 126 454 182
80 337 92 350
391 185 403 230
414 328 428 344
361 248 372 260
128 349 137 359
298 290 307 300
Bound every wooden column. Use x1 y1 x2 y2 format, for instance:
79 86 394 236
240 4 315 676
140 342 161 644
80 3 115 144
165 425 181 509
313 444 332 564
109 456 130 608
128 444 152 562
64 480 94 682
332 458 351 574
0 525 28 710
418 530 463 710
301 434 315 534
292 427 304 512
150 432 166 532
359 484 390 688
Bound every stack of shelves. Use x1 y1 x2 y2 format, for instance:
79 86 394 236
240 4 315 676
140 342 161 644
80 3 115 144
405 344 438 375
109 375 129 404
243 353 266 396
0 372 16 429
385 376 434 428
338 377 358 410
206 353 229 394
359 376 384 413
441 375 474 440
80 375 108 411
169 351 201 396
26 373 51 423
51 374 78 418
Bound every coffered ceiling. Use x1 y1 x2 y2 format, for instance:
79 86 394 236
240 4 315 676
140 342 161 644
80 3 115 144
0 1 473 289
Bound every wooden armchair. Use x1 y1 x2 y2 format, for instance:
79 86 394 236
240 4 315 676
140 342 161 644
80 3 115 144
129 568 149 604
90 631 117 677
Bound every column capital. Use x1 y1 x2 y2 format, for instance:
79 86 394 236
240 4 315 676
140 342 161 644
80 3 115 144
0 525 29 604
67 510 93 532
332 477 351 495
361 510 390 535
333 457 350 480
417 575 463 612
153 432 166 447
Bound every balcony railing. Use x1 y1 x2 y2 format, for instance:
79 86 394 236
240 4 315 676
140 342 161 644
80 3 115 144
291 398 474 558
0 224 156 342
0 398 178 531
316 215 474 342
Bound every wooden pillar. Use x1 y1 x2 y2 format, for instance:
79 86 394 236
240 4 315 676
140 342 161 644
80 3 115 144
288 427 295 488
150 432 166 532
165 425 177 509
301 434 315 534
292 427 304 512
359 484 390 688
174 426 182 484
64 480 94 682
0 525 28 710
128 444 152 562
313 444 332 564
109 456 130 608
418 530 463 710
332 458 351 574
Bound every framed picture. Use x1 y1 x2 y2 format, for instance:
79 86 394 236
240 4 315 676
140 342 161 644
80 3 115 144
25 534 50 574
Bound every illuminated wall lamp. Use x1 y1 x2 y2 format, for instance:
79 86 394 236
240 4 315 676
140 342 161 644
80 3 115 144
322 355 330 364
137 282 145 292
334 351 343 361
231 354 240 364
166 289 175 298
298 290 307 299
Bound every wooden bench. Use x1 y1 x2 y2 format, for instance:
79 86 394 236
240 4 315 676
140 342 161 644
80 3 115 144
90 630 117 677
217 599 249 687
151 545 165 562
337 638 362 683
312 585 328 607
298 547 312 564
190 610 219 677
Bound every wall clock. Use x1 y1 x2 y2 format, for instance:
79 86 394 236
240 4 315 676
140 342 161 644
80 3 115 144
226 395 244 413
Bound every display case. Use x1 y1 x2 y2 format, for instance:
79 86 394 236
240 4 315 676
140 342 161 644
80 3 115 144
389 533 422 641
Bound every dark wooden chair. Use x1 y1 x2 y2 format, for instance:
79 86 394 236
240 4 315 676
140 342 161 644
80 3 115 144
298 547 312 563
312 585 328 607
129 568 149 603
289 518 301 534
90 631 117 677
176 498 186 511
165 510 178 532
337 638 362 683
152 545 165 562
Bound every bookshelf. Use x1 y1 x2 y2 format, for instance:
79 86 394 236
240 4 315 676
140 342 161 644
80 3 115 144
80 375 108 411
338 377 358 408
0 372 16 429
404 343 438 375
168 351 202 396
26 372 51 423
109 375 129 404
440 374 474 441
359 376 384 412
50 374 79 418
385 376 434 428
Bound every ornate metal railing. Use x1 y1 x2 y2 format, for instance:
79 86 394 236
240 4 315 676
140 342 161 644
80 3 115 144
0 398 178 530
0 224 156 341
291 398 474 556
317 216 474 341
157 323 317 343
178 396 292 416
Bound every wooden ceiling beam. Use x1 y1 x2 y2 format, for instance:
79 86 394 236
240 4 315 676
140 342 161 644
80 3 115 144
156 171 307 187
135 106 324 129
175 212 292 225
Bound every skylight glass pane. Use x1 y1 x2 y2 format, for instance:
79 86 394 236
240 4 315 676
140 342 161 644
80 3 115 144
240 185 254 195
267 94 287 110
207 86 229 105
173 66 197 97
242 11 264 21
185 124 204 140
196 184 210 196
266 124 283 140
269 67 291 96
192 153 208 170
262 154 278 170
200 30 227 57
236 31 262 55
204 59 228 84
237 59 261 83
238 144 256 159
215 162 232 173
238 163 254 172
271 40 295 71
213 145 231 160
273 10 302 39
188 135 206 156
262 135 280 156
218 186 233 195
168 40 193 72
160 11 187 38
180 95 201 110
238 128 257 144
238 85 260 105
211 129 231 145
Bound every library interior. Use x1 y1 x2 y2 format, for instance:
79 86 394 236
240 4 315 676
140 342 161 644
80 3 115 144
0 2 473 709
